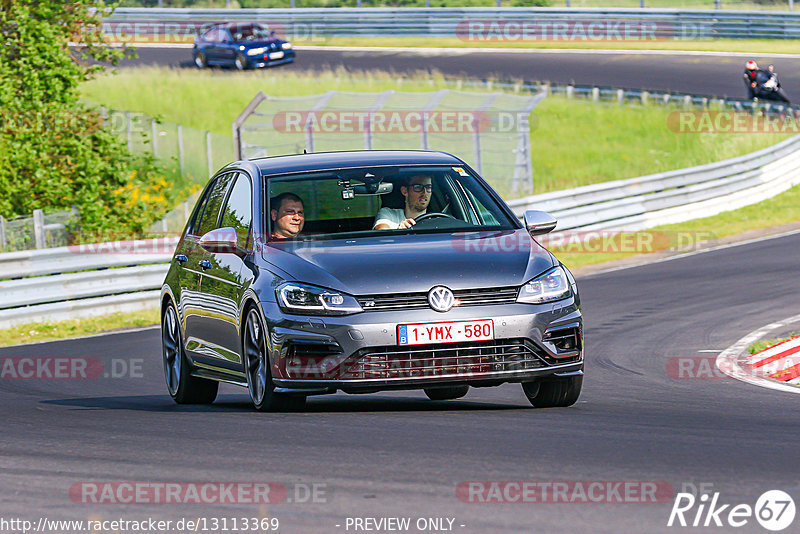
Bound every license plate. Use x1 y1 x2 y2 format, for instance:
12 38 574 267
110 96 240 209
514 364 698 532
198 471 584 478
268 51 285 60
398 319 494 346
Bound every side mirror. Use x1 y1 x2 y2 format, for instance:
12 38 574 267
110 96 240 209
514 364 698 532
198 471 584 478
199 227 240 254
523 210 557 236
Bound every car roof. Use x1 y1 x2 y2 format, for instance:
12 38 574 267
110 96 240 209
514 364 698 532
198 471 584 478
251 150 467 176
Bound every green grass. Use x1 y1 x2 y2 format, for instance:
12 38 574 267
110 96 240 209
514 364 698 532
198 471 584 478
749 334 799 354
82 67 791 194
556 183 800 269
0 309 160 348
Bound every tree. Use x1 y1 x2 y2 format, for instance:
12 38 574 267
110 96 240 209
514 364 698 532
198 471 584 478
0 0 169 239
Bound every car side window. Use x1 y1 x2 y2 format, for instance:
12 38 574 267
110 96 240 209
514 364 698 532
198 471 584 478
220 173 253 249
201 28 220 43
187 178 216 236
195 173 235 237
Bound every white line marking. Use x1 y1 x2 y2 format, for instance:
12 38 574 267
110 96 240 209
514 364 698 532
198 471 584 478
2 324 160 348
293 45 800 59
697 349 722 353
89 43 800 59
716 313 800 395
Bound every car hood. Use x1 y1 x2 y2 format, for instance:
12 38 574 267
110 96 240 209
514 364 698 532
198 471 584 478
261 229 556 295
242 39 285 48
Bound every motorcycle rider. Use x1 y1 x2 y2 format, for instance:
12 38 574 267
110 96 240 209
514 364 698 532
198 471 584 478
743 60 774 99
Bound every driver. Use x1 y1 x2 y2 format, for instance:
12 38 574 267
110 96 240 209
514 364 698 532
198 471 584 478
373 174 432 230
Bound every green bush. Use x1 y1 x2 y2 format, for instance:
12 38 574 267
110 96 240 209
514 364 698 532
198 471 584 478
0 0 180 241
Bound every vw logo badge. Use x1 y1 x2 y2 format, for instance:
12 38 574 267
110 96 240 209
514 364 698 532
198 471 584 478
428 286 455 313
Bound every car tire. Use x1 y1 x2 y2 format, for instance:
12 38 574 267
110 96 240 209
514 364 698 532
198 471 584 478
234 53 248 71
424 385 469 401
522 375 582 408
243 307 306 412
194 51 207 69
162 303 219 404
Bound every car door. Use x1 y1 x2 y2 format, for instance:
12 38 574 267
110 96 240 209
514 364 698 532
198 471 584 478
183 172 235 366
174 176 219 359
194 172 255 372
217 28 237 65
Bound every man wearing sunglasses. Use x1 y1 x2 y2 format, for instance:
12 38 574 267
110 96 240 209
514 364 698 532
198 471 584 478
373 174 432 230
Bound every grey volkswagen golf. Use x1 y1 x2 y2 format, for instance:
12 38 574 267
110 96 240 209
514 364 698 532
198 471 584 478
160 151 583 411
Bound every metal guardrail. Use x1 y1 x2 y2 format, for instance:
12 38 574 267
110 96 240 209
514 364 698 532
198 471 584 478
507 132 800 231
105 7 800 39
0 238 177 329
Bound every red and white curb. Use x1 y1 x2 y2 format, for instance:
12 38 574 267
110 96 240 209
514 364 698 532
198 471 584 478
716 313 800 394
747 336 800 385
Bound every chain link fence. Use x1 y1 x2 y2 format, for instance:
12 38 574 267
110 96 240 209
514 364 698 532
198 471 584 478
233 89 545 200
103 108 233 186
0 209 79 253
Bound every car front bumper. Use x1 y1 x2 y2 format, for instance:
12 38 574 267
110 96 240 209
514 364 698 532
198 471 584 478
249 50 295 68
262 297 583 394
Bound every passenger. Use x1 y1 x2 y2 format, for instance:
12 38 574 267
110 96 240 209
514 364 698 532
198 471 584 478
270 192 305 239
373 174 432 230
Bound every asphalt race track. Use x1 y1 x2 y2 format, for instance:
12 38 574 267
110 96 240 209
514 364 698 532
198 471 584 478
124 46 800 100
2 231 799 533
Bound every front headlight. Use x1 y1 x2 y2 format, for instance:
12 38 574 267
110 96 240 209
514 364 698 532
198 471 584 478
516 266 571 304
281 42 293 50
276 282 362 315
247 47 267 56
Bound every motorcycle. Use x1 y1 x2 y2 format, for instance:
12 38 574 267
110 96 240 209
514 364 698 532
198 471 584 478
746 65 791 104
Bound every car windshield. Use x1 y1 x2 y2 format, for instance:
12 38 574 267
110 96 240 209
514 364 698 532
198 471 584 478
232 24 272 42
265 164 517 241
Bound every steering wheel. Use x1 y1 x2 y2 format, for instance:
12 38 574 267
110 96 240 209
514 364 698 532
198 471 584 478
414 212 456 223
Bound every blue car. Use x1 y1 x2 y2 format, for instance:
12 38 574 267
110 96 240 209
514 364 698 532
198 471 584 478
192 22 295 70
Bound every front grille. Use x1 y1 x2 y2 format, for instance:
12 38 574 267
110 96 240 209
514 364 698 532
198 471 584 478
358 286 518 311
339 338 549 380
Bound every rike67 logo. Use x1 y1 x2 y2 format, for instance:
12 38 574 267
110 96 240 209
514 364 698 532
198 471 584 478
668 490 796 531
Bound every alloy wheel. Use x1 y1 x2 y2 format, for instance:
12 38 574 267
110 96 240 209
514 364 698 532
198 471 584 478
244 311 268 406
162 306 181 396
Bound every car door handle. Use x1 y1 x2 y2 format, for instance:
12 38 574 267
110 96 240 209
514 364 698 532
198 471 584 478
199 260 212 271
175 254 188 264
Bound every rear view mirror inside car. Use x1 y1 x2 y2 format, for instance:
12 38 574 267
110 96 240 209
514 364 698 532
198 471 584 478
353 182 393 196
